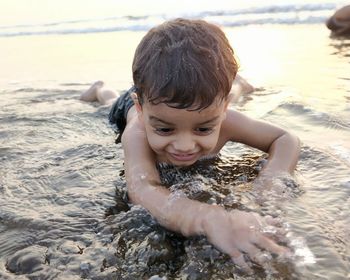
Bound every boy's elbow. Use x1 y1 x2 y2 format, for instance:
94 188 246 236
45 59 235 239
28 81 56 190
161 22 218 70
267 130 300 153
125 175 162 206
289 131 301 153
127 188 137 205
279 130 301 154
283 131 301 168
126 182 142 206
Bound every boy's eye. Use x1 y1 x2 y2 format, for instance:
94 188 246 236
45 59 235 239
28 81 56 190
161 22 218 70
155 127 174 135
195 127 213 134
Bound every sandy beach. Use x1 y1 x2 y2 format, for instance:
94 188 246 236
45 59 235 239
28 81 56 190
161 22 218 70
1 23 348 101
0 31 142 91
1 6 350 279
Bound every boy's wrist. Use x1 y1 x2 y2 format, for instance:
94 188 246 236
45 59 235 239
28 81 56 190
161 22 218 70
198 204 224 236
177 202 219 237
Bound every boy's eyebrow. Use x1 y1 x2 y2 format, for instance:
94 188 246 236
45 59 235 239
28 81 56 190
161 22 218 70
149 115 220 126
149 116 174 125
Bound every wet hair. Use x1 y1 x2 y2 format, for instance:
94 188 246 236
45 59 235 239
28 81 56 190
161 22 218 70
132 18 238 110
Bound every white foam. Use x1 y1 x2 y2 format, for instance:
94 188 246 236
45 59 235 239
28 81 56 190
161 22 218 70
328 142 350 165
288 235 316 265
0 2 339 37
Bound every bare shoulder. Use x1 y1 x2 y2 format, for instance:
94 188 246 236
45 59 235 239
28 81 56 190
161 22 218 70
122 108 146 143
224 109 251 123
126 106 138 123
221 109 255 142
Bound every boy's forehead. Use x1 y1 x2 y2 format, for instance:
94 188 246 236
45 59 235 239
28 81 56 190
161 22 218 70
142 99 226 120
143 96 227 111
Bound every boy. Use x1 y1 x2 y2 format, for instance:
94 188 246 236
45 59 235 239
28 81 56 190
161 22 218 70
81 18 300 270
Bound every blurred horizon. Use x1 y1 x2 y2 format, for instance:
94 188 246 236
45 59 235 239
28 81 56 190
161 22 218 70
0 0 346 27
0 0 348 92
0 0 347 38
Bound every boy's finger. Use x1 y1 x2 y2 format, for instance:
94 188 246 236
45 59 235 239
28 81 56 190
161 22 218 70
229 249 246 266
261 225 287 237
265 215 283 226
245 244 271 266
255 234 290 256
262 227 288 244
230 251 252 274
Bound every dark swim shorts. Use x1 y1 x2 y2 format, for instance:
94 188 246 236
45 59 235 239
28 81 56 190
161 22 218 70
108 86 135 143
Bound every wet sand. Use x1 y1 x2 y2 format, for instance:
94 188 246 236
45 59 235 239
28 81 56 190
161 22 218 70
0 24 349 279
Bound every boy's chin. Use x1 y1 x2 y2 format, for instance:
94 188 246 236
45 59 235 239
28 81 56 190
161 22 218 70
171 161 196 167
167 157 199 167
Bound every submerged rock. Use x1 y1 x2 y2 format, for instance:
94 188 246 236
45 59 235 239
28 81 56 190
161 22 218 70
95 154 296 279
6 245 48 275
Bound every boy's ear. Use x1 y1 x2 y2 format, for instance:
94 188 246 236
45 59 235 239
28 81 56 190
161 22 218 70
224 94 233 110
221 95 233 120
131 92 142 113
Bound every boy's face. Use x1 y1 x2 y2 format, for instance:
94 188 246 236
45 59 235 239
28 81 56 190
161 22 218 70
135 97 229 166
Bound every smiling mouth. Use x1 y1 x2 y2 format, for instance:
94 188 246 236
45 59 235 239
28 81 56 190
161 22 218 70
169 152 198 162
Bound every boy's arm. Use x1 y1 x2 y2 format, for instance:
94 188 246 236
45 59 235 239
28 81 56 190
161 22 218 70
223 109 300 176
121 112 289 269
121 112 205 235
223 109 300 202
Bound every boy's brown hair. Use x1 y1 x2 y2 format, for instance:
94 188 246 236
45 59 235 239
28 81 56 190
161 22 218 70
132 18 238 110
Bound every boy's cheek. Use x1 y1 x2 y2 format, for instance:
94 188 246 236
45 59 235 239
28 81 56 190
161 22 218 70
144 132 162 148
149 136 165 148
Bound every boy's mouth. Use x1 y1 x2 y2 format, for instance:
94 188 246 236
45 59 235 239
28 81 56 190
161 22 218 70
169 152 198 162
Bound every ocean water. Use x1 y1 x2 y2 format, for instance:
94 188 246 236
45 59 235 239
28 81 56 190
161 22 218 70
1 1 350 279
0 0 347 37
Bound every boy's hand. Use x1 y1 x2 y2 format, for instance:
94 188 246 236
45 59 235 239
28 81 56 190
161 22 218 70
202 206 290 272
252 174 299 205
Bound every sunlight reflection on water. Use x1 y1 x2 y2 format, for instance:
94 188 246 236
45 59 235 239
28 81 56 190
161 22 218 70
0 15 349 280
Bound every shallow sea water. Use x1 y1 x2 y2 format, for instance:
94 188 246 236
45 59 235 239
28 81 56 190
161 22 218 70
1 26 350 279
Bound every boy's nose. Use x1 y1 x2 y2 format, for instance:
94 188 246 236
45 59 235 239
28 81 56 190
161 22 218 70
173 135 196 153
